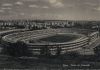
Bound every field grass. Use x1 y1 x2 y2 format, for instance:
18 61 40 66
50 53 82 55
37 34 79 43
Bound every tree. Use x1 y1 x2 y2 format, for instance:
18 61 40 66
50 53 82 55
56 46 62 56
14 41 30 57
65 51 79 59
94 46 100 57
2 41 30 57
40 45 51 57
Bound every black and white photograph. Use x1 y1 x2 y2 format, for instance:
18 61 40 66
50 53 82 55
0 0 100 70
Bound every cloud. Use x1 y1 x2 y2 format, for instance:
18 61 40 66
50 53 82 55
15 1 23 5
2 3 13 6
42 6 49 9
1 7 12 10
0 10 4 13
84 2 97 6
97 7 100 11
49 0 57 4
21 0 64 8
29 5 39 8
21 0 37 2
54 2 64 7
48 0 64 8
94 7 100 11
66 4 75 8
20 13 25 15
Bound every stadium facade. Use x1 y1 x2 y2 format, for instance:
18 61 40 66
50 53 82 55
1 28 99 55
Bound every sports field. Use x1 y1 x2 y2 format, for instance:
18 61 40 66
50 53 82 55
35 34 79 43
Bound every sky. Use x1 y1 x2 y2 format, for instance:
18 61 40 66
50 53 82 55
0 0 100 20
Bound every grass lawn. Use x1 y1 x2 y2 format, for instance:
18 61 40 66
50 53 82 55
37 34 79 43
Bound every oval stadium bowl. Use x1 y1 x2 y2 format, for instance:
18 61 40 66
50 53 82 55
2 28 89 56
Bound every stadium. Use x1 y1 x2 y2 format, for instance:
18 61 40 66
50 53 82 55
1 28 99 56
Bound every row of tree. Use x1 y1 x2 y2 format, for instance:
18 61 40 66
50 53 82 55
1 41 31 57
94 45 100 57
1 41 62 57
40 45 62 57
